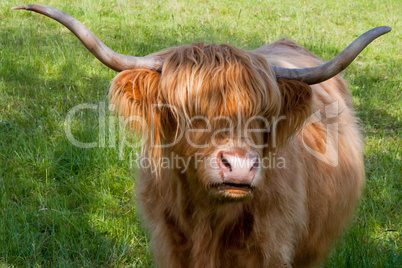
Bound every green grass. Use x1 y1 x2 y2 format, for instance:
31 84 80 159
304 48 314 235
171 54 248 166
0 0 400 267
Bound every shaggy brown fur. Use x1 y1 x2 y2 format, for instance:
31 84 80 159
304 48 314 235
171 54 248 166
109 40 364 267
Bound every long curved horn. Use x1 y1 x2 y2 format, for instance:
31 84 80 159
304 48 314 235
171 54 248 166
12 4 163 72
272 26 391 85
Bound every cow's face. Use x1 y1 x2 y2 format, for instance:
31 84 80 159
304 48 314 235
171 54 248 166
110 43 313 201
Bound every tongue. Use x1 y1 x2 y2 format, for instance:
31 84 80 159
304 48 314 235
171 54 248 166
226 188 249 194
218 185 250 194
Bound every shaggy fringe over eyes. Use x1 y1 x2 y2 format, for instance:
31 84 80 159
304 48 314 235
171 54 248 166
159 43 282 125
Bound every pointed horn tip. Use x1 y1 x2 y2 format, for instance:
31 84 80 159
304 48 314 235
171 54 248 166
373 25 392 35
381 26 392 33
12 5 27 10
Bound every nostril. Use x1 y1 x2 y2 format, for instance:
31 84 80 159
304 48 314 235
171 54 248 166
220 153 232 172
250 158 259 171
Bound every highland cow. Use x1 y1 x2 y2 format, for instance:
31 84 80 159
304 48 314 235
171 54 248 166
13 5 391 267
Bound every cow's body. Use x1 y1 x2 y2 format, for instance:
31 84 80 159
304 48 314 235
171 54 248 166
133 40 364 267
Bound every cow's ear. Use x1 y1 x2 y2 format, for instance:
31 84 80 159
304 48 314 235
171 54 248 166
109 69 164 146
272 79 313 148
109 69 166 161
109 69 161 119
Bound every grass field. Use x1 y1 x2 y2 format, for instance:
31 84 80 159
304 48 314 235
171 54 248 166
0 0 400 267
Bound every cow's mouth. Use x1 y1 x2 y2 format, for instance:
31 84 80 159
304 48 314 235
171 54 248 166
215 183 253 199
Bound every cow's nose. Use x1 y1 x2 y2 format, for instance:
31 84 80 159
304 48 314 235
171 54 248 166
217 151 259 185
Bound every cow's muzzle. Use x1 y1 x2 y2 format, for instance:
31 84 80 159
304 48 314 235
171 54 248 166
214 150 259 198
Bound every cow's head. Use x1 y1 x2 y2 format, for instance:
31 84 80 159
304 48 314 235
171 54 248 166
13 5 391 201
109 43 313 201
